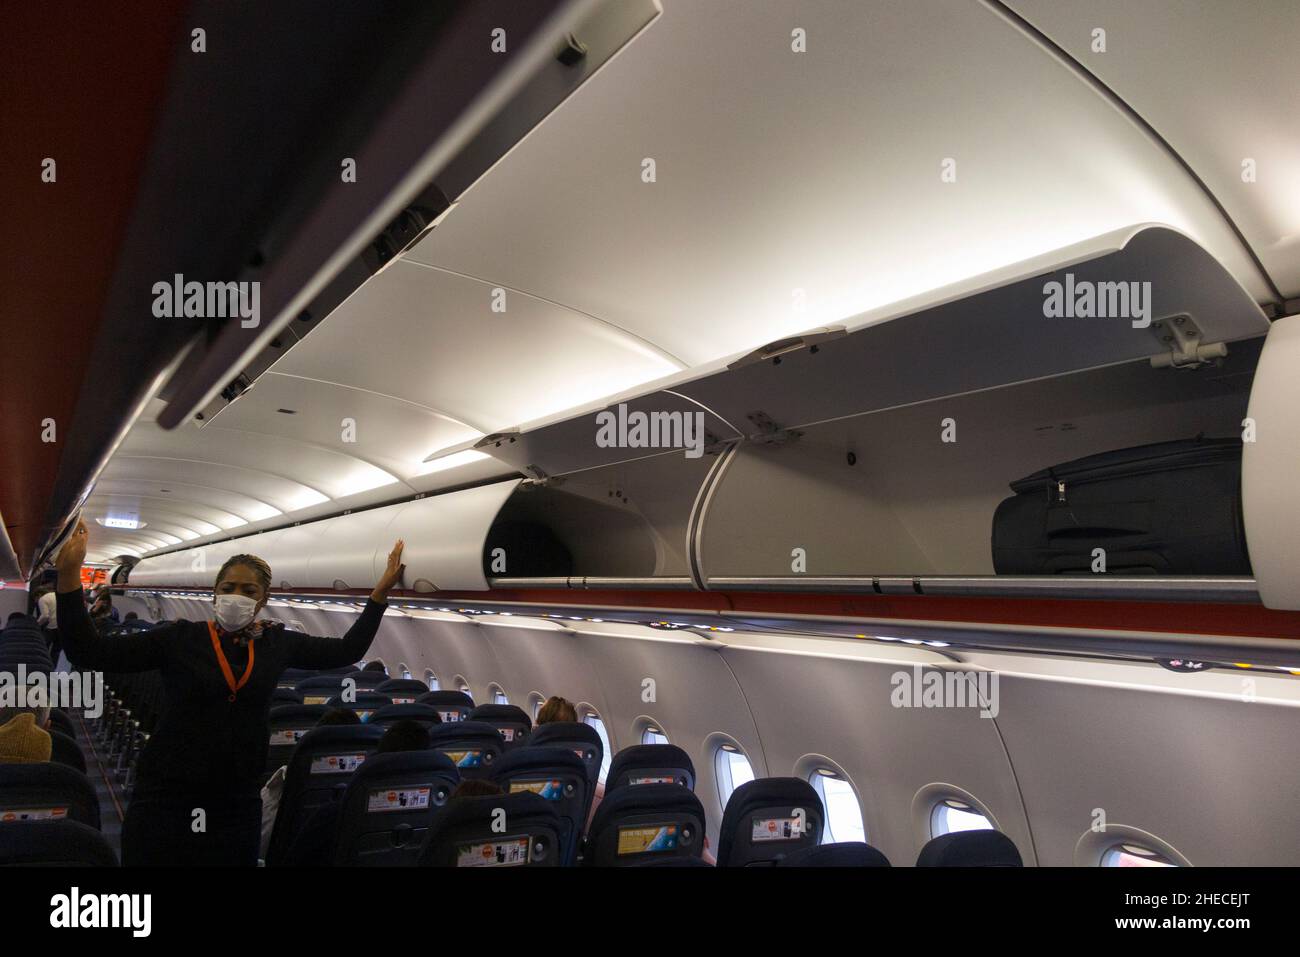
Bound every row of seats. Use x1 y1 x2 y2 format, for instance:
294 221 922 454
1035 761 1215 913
263 712 1025 867
3 631 1025 867
0 614 117 866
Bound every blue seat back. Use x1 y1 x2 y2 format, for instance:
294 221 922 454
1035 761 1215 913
717 777 824 867
528 722 603 792
584 783 705 867
332 750 459 866
490 746 589 865
265 724 385 865
418 792 562 868
426 721 504 779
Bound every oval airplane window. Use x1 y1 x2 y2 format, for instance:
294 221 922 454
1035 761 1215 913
490 684 509 705
931 798 993 837
424 669 439 691
810 767 866 844
454 675 471 700
1101 843 1178 868
714 742 755 809
642 726 669 745
398 663 412 680
580 707 613 784
528 692 546 720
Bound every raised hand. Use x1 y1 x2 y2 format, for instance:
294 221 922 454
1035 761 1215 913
55 518 89 591
371 539 405 603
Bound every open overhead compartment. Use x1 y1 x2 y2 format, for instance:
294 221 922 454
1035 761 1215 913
696 345 1260 591
483 449 714 587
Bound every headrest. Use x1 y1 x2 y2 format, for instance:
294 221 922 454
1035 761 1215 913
417 690 475 710
375 678 430 695
717 777 824 867
606 744 695 792
0 819 118 866
294 674 355 691
0 761 100 829
469 703 532 729
584 783 706 866
270 688 303 704
47 730 87 774
267 703 330 726
369 703 443 726
778 842 891 867
529 721 602 754
346 748 458 783
469 704 532 745
324 691 393 718
491 746 587 785
418 792 562 867
916 830 1023 867
286 725 386 778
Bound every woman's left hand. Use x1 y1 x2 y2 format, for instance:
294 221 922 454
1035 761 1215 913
371 539 405 603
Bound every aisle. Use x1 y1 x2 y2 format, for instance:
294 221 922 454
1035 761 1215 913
72 708 125 861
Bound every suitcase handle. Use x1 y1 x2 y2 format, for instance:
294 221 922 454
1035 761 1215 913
1045 503 1150 539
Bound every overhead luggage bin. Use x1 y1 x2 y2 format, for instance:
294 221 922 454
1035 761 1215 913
674 225 1270 437
306 506 406 592
129 479 523 593
473 390 740 479
694 328 1264 596
393 480 521 592
482 451 714 585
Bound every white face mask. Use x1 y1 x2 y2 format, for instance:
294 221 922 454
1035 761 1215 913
214 594 258 632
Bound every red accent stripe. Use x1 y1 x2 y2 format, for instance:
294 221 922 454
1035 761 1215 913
125 585 1300 640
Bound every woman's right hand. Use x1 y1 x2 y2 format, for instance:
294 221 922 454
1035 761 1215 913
55 518 89 590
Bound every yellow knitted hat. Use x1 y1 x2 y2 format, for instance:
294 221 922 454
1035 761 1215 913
0 713 53 764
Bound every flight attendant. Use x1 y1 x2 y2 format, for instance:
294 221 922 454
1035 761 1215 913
53 518 406 866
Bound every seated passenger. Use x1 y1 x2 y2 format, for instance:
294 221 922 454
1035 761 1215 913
362 660 388 674
260 708 362 859
536 695 577 725
280 719 430 866
0 704 52 765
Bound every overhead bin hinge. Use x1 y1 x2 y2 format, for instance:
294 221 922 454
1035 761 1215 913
1148 314 1227 369
521 465 560 486
744 411 802 447
702 431 731 455
474 430 521 450
727 326 847 371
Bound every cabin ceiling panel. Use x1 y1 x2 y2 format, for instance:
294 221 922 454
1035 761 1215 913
208 372 483 480
1006 0 1300 299
406 0 1274 373
270 260 682 435
120 419 405 503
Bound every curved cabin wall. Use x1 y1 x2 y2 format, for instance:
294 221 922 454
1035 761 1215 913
699 349 1257 581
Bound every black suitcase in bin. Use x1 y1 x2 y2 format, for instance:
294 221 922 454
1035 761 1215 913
991 437 1251 575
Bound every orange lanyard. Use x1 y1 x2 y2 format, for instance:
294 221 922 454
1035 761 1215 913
207 621 255 702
